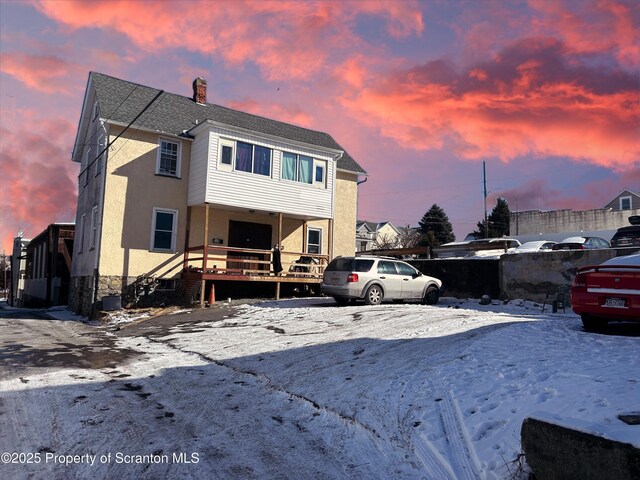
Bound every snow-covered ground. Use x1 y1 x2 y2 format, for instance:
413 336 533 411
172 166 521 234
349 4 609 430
1 298 638 479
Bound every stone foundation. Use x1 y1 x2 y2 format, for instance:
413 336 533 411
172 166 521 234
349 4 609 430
69 274 187 318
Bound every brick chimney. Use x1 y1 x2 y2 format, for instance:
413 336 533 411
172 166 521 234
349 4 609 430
193 77 207 104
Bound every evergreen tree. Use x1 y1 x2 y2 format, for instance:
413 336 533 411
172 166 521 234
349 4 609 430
474 198 511 238
418 204 455 246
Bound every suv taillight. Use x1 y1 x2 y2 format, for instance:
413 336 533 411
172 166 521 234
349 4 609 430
347 273 359 282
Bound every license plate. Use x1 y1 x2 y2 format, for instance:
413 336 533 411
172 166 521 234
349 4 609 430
604 297 625 308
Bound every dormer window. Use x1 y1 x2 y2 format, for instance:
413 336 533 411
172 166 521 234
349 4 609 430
620 196 632 210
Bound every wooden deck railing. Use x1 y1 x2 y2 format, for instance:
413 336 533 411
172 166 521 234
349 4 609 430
184 245 328 279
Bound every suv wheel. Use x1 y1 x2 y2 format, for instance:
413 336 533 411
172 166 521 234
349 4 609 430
364 285 383 305
423 285 439 305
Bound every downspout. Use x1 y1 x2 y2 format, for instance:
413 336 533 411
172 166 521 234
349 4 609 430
356 176 368 252
330 152 343 260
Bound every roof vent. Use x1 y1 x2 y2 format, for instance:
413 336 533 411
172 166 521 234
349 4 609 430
192 77 207 105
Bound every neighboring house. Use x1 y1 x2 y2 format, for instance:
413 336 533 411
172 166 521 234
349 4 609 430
69 72 366 316
510 190 640 242
603 189 640 211
355 221 377 252
23 224 74 308
356 221 404 251
9 232 30 307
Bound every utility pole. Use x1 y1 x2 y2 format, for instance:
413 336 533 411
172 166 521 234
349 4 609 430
483 161 488 238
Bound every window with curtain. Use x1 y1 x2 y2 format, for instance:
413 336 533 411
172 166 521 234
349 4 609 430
233 141 272 176
253 145 271 176
236 141 253 173
282 152 297 180
282 152 318 185
298 155 313 184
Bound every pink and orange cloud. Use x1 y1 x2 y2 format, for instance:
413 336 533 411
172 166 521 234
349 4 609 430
33 0 424 82
0 53 85 95
341 37 639 170
0 111 77 251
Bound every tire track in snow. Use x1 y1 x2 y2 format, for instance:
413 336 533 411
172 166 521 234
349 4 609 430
409 376 482 480
143 335 384 441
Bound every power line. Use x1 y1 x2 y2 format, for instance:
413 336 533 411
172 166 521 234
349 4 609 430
75 83 140 156
77 89 165 180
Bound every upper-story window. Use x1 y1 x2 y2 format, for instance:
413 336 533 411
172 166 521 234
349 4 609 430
219 139 234 171
236 141 271 176
620 196 632 210
93 100 99 120
157 138 181 177
282 152 327 188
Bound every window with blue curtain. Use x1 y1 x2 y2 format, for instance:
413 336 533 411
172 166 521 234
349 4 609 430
253 145 271 176
298 155 313 184
236 141 252 172
282 152 297 180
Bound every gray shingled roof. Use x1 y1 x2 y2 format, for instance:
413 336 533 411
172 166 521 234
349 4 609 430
91 72 365 174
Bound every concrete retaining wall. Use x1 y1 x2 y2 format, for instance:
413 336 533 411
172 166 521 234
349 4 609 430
409 248 638 303
500 250 617 303
410 259 500 299
521 416 640 480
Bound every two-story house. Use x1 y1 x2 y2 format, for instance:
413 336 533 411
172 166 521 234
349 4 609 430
69 72 366 316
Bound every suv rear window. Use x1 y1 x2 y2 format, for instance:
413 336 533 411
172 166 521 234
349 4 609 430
326 258 374 272
611 226 640 247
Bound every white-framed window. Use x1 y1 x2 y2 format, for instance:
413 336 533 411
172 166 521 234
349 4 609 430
314 159 327 187
307 227 322 254
235 141 271 176
150 208 178 252
282 152 327 188
95 133 104 176
93 100 99 120
90 205 98 250
620 196 632 210
218 138 235 171
156 138 181 177
79 214 86 254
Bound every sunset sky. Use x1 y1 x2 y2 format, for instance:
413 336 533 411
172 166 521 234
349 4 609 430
1 0 638 253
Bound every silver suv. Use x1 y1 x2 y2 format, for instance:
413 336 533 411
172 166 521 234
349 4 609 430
321 256 443 305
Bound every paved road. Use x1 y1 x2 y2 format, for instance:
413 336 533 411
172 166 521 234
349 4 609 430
0 307 140 381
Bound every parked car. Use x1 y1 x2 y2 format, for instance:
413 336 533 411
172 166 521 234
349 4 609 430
610 225 640 248
466 238 521 257
571 254 640 330
552 236 610 250
510 241 557 253
321 256 443 305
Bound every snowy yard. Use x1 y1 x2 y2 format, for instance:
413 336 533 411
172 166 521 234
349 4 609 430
1 298 638 479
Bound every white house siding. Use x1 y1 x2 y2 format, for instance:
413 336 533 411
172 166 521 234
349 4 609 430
187 127 335 219
187 130 210 205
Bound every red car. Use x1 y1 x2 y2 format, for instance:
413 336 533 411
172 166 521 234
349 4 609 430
571 254 640 330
